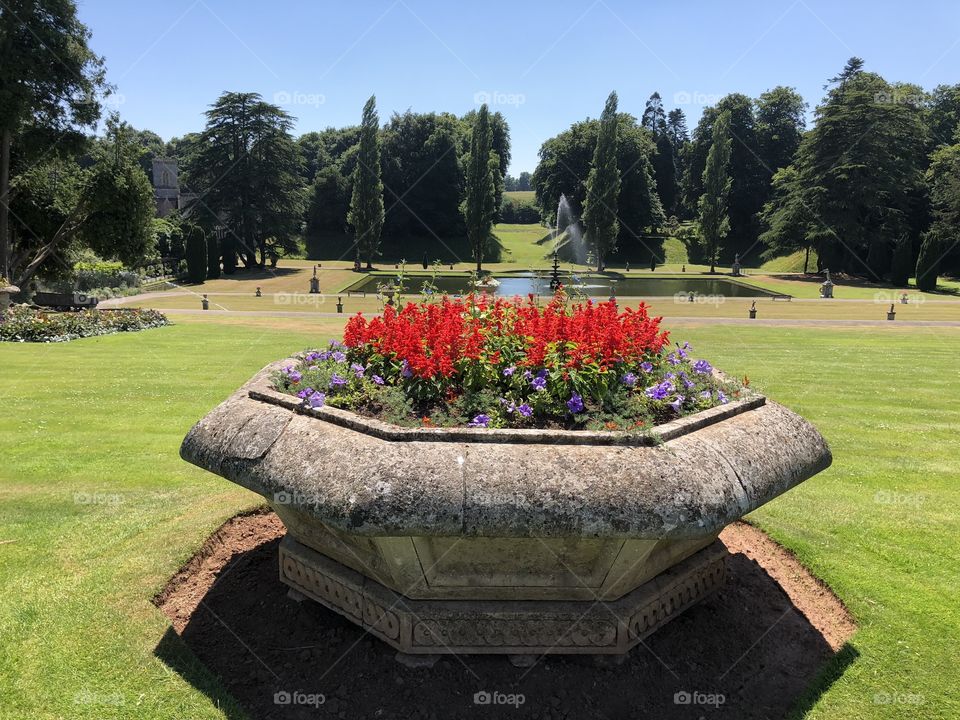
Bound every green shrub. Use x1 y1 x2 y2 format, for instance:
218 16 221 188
72 261 141 292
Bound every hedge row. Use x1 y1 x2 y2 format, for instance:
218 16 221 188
0 306 170 343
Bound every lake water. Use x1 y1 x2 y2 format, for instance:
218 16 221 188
345 273 778 298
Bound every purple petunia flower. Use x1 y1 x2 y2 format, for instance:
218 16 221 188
468 414 491 428
680 372 695 390
667 353 681 366
645 380 675 401
400 360 413 378
700 390 712 399
640 361 654 373
517 403 533 417
670 395 685 412
503 365 516 377
566 393 584 413
331 351 347 363
717 390 729 404
329 373 347 388
536 369 548 379
304 352 321 362
622 372 638 387
288 370 302 383
531 376 547 392
522 369 533 380
307 391 326 408
296 387 315 399
371 374 384 385
316 350 331 361
351 363 365 378
693 359 713 375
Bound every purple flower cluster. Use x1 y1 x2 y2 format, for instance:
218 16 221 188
645 380 675 401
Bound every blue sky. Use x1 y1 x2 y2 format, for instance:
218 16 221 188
77 0 960 173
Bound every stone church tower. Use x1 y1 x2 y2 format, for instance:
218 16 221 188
152 158 181 217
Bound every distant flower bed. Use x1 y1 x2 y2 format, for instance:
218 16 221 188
274 293 742 431
0 306 169 343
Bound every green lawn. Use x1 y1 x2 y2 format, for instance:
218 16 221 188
1 318 958 718
503 190 536 205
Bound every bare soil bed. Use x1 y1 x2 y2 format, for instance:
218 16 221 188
155 510 855 720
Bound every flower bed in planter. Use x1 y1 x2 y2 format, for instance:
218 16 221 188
274 293 743 432
181 294 832 661
0 305 169 343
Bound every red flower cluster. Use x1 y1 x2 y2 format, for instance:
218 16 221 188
343 293 668 380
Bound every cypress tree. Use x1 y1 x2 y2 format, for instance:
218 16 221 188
348 96 385 270
915 234 941 292
463 104 497 273
206 231 220 279
582 91 621 271
698 111 733 274
889 236 913 286
185 225 207 284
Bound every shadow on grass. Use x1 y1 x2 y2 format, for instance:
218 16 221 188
154 529 856 719
216 267 303 281
767 272 960 296
154 627 249 720
787 643 861 720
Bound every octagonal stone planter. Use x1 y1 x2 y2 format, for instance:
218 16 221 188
181 357 831 658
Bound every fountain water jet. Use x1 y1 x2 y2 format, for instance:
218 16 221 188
552 194 587 266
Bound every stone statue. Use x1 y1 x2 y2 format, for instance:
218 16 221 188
732 254 742 276
820 269 834 299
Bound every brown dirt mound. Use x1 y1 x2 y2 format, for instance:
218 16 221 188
154 512 856 720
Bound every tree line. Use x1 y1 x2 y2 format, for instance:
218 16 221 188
2 0 958 290
534 59 960 287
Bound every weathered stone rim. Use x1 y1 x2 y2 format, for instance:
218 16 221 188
250 357 766 447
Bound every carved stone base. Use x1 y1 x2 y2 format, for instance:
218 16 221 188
278 535 727 655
